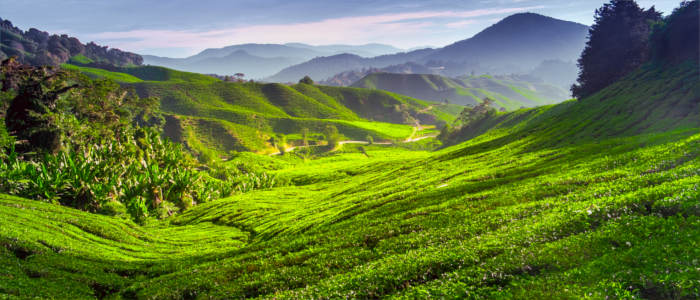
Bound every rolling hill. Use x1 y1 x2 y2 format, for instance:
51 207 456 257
352 72 570 110
61 62 457 155
2 53 698 299
1 2 698 299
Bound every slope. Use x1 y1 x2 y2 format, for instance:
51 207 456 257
130 80 449 154
353 72 570 110
264 49 435 83
1 58 699 298
63 62 456 155
265 13 587 83
425 13 588 74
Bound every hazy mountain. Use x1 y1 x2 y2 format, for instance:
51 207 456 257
424 13 588 74
145 50 301 79
0 17 141 66
528 59 579 90
284 43 404 57
142 43 405 79
266 13 587 83
265 48 435 83
320 62 436 86
352 72 570 110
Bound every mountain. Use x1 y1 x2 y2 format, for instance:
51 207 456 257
284 43 404 57
146 50 301 79
352 72 569 110
265 48 435 83
320 62 435 86
0 18 141 67
528 59 579 90
424 13 588 74
142 43 406 79
266 13 587 84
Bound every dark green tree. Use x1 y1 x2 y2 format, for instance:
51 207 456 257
455 98 495 127
323 125 340 149
650 0 699 63
571 0 661 99
299 76 314 85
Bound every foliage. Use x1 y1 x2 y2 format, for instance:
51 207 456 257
0 3 697 297
0 60 279 221
649 0 699 63
323 124 340 148
571 0 661 98
298 75 314 85
454 98 496 127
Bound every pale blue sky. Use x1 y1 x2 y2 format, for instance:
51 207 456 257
0 0 681 57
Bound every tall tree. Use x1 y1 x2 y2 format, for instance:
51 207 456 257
650 0 699 64
572 0 661 99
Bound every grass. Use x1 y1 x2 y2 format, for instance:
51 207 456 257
1 60 698 298
61 63 459 156
61 63 219 84
130 80 451 155
61 64 144 83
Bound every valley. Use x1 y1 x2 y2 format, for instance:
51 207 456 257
0 0 699 299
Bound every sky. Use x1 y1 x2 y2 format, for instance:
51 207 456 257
0 0 681 58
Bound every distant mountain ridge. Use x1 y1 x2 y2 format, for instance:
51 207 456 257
264 49 436 83
143 43 405 79
352 72 570 110
425 13 588 73
0 17 142 66
266 13 588 84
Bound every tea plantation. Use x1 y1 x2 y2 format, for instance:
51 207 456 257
1 59 698 298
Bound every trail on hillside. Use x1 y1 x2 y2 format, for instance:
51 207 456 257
269 123 437 156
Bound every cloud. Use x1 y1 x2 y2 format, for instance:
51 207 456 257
88 6 543 56
445 20 479 28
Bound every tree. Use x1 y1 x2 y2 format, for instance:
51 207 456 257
2 59 77 153
649 0 699 64
301 128 309 147
571 0 661 99
437 123 453 142
234 73 245 82
323 125 340 149
299 76 314 85
454 98 495 127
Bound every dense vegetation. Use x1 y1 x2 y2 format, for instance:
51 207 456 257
0 59 277 221
0 1 698 299
1 57 697 298
0 18 142 66
571 0 661 98
61 61 456 155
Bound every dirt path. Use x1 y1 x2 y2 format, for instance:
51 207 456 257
269 126 435 156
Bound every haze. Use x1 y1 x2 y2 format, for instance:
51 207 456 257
0 0 680 57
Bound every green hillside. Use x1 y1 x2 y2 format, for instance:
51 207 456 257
58 62 455 155
62 62 220 84
352 72 570 110
3 54 698 298
2 2 699 298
